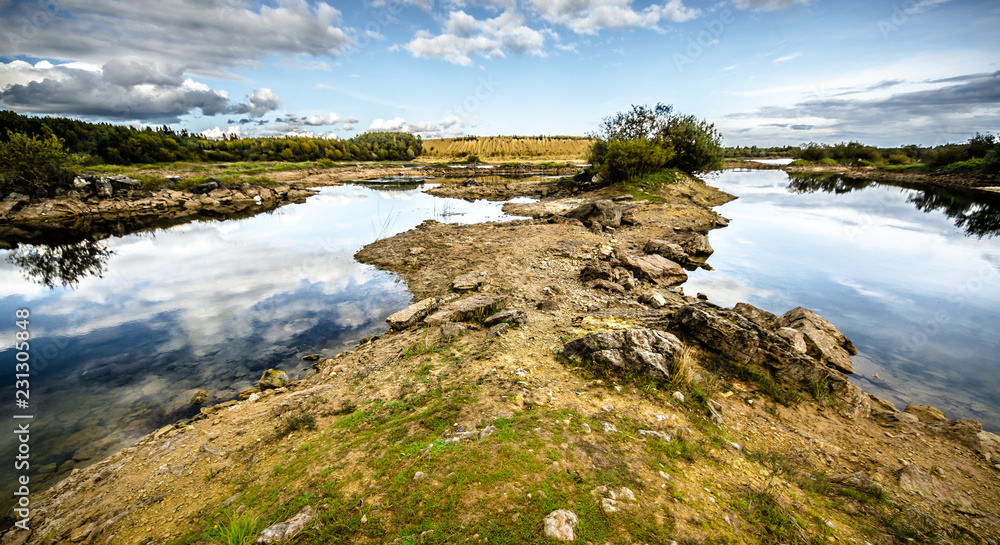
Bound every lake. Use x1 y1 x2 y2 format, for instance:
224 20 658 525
0 180 532 507
684 168 1000 431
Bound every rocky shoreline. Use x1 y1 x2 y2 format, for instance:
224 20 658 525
4 170 999 544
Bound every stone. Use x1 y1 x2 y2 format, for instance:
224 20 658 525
601 498 619 513
562 328 685 379
484 309 528 327
95 178 114 198
601 422 618 433
897 465 973 508
487 323 510 338
190 179 220 195
543 509 578 541
580 262 614 282
425 295 505 326
566 199 622 227
779 307 857 373
868 394 898 415
776 327 808 353
69 523 95 542
672 391 685 403
258 369 290 390
414 471 429 481
639 291 668 309
255 506 314 544
452 270 488 291
479 425 497 440
733 302 780 330
239 387 261 400
674 303 760 364
190 389 209 405
620 254 688 286
638 430 672 441
644 239 690 264
620 208 638 226
903 404 947 423
673 231 714 256
386 297 437 330
589 279 625 293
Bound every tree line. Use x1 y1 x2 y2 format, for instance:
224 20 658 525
792 135 999 172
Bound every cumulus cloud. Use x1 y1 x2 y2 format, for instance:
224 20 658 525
528 0 699 34
0 60 282 123
201 126 242 140
266 112 359 135
367 113 472 138
0 0 354 75
405 9 545 65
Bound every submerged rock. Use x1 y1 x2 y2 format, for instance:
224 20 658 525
190 389 209 405
904 404 947 423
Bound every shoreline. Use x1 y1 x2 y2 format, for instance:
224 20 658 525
5 168 1000 543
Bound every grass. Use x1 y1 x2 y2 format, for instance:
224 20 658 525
616 168 680 202
208 512 263 545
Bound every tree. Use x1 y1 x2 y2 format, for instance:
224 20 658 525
0 129 70 197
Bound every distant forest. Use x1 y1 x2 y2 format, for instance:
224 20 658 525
0 110 422 165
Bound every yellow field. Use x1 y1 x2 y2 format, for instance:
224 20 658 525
420 136 594 163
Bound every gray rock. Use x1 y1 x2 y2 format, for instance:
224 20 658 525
601 421 619 433
255 506 314 544
672 391 685 403
479 425 497 440
484 309 528 327
95 178 114 198
733 302 780 330
638 430 672 441
674 303 760 364
190 389 209 405
620 254 687 286
543 509 578 541
644 239 689 263
258 369 290 390
452 270 488 291
674 231 714 256
779 307 857 373
776 327 807 353
562 328 685 379
414 471 429 481
589 279 625 293
566 199 622 227
387 297 437 330
425 295 506 326
190 179 220 194
639 291 668 309
601 498 619 513
441 323 468 341
486 323 510 338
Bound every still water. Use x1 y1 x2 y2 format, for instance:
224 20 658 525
0 181 530 508
685 169 1000 431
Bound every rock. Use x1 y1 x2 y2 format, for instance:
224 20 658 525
674 231 714 256
452 270 488 291
190 389 209 405
733 302 780 330
674 303 760 364
95 178 114 198
601 422 618 433
580 262 614 282
414 471 429 481
589 279 625 293
566 199 622 227
562 328 685 379
638 430 672 441
543 509 578 541
601 497 619 513
612 194 633 202
778 307 856 373
0 192 30 217
484 309 528 327
425 295 506 326
255 506 314 544
643 239 689 264
776 327 807 353
620 208 638 226
620 254 687 286
672 391 685 403
239 387 262 400
868 394 898 415
386 297 437 330
69 523 95 542
479 425 497 440
258 369 290 390
486 323 510 338
190 179 220 194
639 291 668 309
696 292 708 300
904 404 947 423
441 323 468 341
108 175 142 191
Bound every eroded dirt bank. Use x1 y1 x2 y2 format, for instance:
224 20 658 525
5 173 1000 545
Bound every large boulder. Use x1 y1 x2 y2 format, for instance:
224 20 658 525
620 254 687 286
673 231 714 256
562 328 685 379
732 302 779 330
566 200 622 227
258 369 290 390
425 295 506 326
674 304 760 364
643 239 690 264
778 307 857 373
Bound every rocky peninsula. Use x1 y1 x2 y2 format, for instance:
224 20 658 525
3 169 999 545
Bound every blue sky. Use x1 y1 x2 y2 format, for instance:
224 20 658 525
0 0 997 146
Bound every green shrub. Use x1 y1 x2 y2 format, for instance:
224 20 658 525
0 129 70 196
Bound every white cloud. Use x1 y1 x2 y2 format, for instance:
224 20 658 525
772 52 801 63
528 0 699 34
367 113 473 137
200 126 242 140
405 9 546 65
0 60 281 122
731 0 809 10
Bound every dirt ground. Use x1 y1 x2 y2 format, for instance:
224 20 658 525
6 171 1000 545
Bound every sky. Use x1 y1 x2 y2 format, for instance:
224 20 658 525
0 0 997 147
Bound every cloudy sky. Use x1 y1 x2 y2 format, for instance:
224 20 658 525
0 0 997 146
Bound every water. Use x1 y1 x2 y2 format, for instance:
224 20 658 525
0 181 532 509
684 169 1000 431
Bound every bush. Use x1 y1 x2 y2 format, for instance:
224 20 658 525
797 143 828 162
0 129 70 197
590 137 672 184
886 153 910 165
662 114 724 173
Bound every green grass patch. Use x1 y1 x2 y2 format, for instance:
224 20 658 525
881 163 927 171
616 168 679 202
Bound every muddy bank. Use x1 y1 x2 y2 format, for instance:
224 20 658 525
6 172 1000 544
